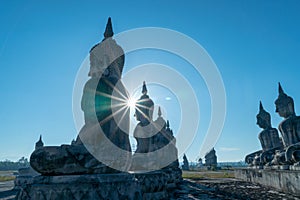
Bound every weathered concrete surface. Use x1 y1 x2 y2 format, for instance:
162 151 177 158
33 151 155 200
174 178 300 200
235 168 300 195
0 181 17 200
16 173 141 200
2 178 300 199
15 169 181 200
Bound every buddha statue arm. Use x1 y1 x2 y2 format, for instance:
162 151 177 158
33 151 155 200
258 132 266 151
270 128 283 149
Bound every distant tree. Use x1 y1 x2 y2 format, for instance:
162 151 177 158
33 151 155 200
0 157 30 170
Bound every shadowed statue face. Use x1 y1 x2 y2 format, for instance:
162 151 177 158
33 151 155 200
135 104 153 125
275 102 294 118
256 116 269 129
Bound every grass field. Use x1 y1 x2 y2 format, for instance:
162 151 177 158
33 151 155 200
0 176 15 182
0 171 16 182
182 170 235 180
0 170 236 182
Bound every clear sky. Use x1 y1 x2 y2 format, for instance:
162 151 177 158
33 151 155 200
1 0 300 163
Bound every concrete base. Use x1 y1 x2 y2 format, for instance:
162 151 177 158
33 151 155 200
234 168 300 195
15 168 182 200
290 165 300 171
249 166 263 170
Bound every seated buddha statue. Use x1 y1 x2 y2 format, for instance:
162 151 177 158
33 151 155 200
131 82 179 171
133 81 155 153
271 83 300 166
256 102 283 165
245 102 283 166
30 18 131 175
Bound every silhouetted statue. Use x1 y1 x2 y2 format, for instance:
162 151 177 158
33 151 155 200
257 102 282 150
182 154 189 170
35 135 44 150
30 18 131 175
133 81 154 153
205 148 217 169
271 83 300 166
246 102 283 166
130 83 180 172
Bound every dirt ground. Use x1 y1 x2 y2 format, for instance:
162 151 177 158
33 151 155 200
0 181 16 200
172 178 300 200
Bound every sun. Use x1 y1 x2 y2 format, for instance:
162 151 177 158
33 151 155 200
127 97 136 109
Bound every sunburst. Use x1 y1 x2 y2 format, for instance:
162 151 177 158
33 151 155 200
127 97 137 109
95 83 138 126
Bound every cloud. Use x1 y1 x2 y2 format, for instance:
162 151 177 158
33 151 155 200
165 97 172 101
219 147 240 152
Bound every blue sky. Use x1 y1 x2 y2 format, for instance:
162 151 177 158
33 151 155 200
1 0 300 162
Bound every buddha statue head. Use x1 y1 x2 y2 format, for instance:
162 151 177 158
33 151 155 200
89 17 125 79
275 83 295 118
135 81 154 126
256 101 271 129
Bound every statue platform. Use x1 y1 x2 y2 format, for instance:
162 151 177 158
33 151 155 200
234 168 300 195
16 169 182 200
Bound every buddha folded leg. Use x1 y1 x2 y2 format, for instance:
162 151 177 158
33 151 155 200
30 143 119 175
245 150 262 166
260 146 283 165
30 145 88 175
285 143 300 164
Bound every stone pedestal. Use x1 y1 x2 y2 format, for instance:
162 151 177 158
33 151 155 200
14 167 40 190
16 169 182 200
290 165 300 171
234 168 300 195
16 173 141 200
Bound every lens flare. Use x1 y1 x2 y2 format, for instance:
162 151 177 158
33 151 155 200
127 97 137 109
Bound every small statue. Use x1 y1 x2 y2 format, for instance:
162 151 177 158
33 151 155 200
257 102 282 151
245 102 282 166
133 81 155 153
131 83 179 171
245 101 283 166
205 148 217 169
35 135 44 150
182 154 189 170
256 102 283 165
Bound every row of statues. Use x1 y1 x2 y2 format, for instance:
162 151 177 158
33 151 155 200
246 83 300 168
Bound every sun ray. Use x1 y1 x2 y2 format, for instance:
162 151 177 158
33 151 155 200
135 102 153 110
96 91 127 103
135 106 152 122
102 79 128 100
111 102 127 109
114 106 130 131
99 105 127 126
